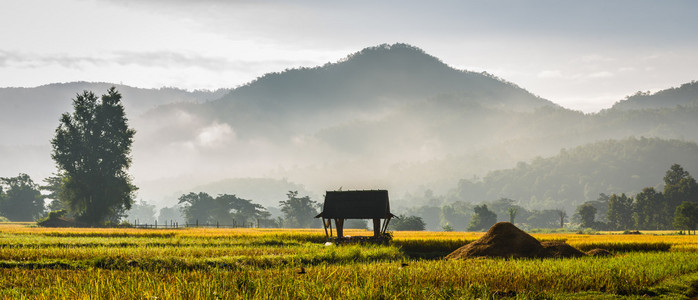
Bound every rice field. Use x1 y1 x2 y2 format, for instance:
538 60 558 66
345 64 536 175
1 223 697 299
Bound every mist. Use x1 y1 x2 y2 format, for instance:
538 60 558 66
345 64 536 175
2 44 698 226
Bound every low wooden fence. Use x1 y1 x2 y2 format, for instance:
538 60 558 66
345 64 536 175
130 220 258 229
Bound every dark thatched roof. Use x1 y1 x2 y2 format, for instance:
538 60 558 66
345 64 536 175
315 190 394 219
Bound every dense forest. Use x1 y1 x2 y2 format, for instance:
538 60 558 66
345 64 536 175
398 137 698 231
447 137 698 209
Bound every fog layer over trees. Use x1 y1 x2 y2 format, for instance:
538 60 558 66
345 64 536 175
1 44 698 229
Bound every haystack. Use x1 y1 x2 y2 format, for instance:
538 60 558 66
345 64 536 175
541 241 586 258
446 222 592 259
586 248 613 257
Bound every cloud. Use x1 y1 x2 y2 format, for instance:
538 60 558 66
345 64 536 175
0 51 101 69
588 71 614 78
195 122 236 148
0 49 316 74
537 70 563 78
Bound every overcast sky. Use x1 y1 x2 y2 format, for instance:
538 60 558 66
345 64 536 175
2 0 697 112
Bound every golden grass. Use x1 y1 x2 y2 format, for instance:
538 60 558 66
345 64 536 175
1 225 698 298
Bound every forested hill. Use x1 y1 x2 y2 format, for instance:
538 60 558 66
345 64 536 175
447 137 698 211
2 44 698 206
216 43 555 111
609 81 698 111
204 43 557 137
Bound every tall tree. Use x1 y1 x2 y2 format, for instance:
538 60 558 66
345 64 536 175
440 201 473 231
467 204 497 231
663 164 698 226
178 192 271 226
178 192 216 224
279 191 319 228
577 203 597 229
0 174 45 221
634 187 664 230
126 200 157 224
42 173 70 214
216 194 270 226
607 193 634 230
158 205 186 225
673 201 698 235
51 88 136 225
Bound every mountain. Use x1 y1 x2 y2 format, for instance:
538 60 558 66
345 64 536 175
129 44 569 203
447 137 698 211
2 43 698 210
204 43 557 139
609 81 698 111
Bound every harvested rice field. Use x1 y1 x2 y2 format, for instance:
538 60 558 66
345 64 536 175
1 222 697 299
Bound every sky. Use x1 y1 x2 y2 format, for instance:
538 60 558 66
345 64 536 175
1 0 697 113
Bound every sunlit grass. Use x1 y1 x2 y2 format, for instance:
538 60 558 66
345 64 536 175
1 225 698 298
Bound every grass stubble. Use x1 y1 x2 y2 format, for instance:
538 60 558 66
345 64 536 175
0 224 697 299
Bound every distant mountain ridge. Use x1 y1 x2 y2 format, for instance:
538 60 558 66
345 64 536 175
217 43 555 112
1 43 697 210
609 81 698 111
203 44 557 138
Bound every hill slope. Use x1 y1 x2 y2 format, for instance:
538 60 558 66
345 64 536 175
448 137 698 211
2 44 698 207
609 81 698 111
203 43 556 138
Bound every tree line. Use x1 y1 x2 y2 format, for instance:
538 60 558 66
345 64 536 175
575 164 698 233
448 137 698 211
2 87 696 234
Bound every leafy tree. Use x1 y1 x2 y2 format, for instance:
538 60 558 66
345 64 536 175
42 173 71 216
607 193 634 230
440 201 473 231
157 205 186 225
487 198 523 223
467 204 497 231
592 193 611 223
577 203 597 229
178 192 215 224
279 191 319 228
664 164 698 225
216 194 270 226
389 215 426 231
442 223 454 232
405 205 441 231
0 174 45 221
673 201 698 234
634 187 664 230
51 88 136 225
125 200 156 224
664 164 693 186
178 192 270 226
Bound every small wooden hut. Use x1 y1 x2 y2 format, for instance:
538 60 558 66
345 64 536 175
315 190 395 240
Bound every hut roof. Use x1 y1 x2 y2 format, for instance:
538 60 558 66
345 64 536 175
315 190 394 219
